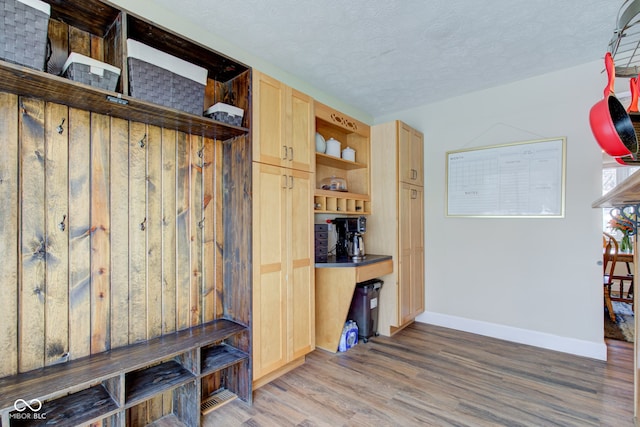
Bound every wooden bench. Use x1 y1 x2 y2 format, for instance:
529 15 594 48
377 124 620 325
0 319 250 426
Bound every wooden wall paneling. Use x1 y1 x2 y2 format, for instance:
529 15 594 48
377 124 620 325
147 125 163 339
90 113 111 354
214 141 225 320
176 131 191 331
161 129 177 334
190 134 204 327
0 92 19 377
18 97 46 373
46 20 69 75
202 139 216 323
223 135 251 327
129 121 148 344
44 102 70 367
68 107 92 360
109 117 130 350
69 26 91 57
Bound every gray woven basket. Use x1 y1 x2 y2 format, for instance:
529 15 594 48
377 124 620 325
64 62 120 91
128 57 205 115
0 0 49 71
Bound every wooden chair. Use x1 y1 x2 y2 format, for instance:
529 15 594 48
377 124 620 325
611 252 634 307
603 232 618 322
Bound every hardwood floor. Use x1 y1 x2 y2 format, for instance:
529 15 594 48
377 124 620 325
204 323 635 426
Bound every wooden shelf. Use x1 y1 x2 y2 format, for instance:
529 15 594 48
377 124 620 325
147 413 188 427
0 62 249 141
125 361 195 406
14 384 119 427
316 153 366 170
201 344 249 375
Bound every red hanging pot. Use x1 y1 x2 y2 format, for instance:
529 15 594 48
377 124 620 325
589 52 638 158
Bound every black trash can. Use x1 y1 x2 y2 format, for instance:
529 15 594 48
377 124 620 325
347 278 383 342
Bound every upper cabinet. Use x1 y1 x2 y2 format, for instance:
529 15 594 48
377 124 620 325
314 101 371 215
0 0 251 140
398 122 424 186
252 71 314 171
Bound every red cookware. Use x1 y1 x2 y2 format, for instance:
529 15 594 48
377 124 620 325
629 77 639 113
589 52 638 158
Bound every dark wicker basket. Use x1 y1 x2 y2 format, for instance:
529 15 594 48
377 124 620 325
64 62 120 91
0 0 49 71
128 57 205 116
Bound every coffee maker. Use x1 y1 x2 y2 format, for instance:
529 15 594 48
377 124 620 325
333 216 366 261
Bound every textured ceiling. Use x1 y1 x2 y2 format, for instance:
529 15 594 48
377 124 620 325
151 0 622 118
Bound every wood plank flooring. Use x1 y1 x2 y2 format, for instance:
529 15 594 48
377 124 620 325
204 323 635 426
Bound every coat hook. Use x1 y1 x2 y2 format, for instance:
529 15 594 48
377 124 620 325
139 134 147 148
56 118 65 134
198 217 205 229
197 146 204 158
140 217 147 231
58 214 66 231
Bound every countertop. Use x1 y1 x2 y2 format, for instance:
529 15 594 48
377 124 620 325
315 254 392 268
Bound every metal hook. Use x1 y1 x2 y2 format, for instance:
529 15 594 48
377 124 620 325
198 217 205 229
140 217 147 231
139 134 147 148
58 214 66 231
56 118 65 135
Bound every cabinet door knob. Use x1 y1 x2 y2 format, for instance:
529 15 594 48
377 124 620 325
282 145 288 160
289 146 294 161
411 189 417 199
289 175 294 189
282 174 288 189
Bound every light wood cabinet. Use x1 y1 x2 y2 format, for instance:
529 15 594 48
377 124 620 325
368 120 425 335
252 72 315 387
399 122 424 186
253 71 313 172
399 183 425 324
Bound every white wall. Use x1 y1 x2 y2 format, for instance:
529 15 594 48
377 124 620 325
376 60 607 359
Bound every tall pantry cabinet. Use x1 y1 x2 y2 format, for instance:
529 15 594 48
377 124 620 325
368 121 425 335
252 71 315 387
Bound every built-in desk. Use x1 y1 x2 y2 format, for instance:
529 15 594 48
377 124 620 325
315 255 393 352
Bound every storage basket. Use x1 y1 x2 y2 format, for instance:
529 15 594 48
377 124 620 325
0 0 50 71
204 102 244 126
62 53 121 91
127 39 207 115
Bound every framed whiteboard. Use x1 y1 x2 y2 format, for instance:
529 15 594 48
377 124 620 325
446 137 566 217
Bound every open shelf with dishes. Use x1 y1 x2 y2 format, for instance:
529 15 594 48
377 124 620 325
314 101 371 214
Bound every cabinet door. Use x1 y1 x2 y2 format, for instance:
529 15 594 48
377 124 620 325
398 182 413 325
398 183 425 325
398 122 424 186
252 163 287 379
288 89 314 172
253 71 287 167
410 128 424 186
288 170 315 359
409 185 425 318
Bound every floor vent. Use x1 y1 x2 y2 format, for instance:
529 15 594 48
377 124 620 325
201 388 238 415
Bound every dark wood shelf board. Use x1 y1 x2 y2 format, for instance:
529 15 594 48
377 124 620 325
201 344 249 375
0 62 249 141
147 413 188 427
45 0 122 37
0 318 247 410
125 361 195 406
12 384 119 427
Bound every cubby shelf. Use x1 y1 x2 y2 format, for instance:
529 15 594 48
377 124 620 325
0 62 249 141
202 344 249 376
315 153 367 170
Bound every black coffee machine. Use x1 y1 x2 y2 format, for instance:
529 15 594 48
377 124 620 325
333 216 366 261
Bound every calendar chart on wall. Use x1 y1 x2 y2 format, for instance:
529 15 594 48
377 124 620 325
446 138 566 217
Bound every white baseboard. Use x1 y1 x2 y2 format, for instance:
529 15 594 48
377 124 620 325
417 311 608 361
